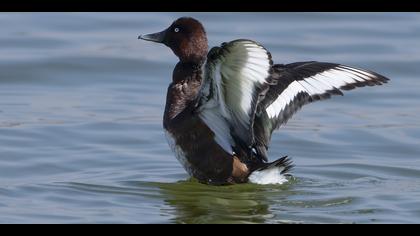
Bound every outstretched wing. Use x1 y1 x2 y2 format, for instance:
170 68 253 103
253 61 390 157
199 39 273 151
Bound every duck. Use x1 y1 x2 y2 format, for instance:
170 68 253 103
139 17 389 185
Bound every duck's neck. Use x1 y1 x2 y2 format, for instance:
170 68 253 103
172 61 204 84
164 61 204 129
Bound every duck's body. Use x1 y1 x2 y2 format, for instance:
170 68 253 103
163 62 242 184
140 17 389 185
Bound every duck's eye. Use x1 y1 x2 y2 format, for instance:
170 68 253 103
174 27 180 33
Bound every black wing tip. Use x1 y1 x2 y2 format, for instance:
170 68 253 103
367 71 391 84
328 87 344 96
376 74 391 83
334 65 391 90
337 65 391 84
339 74 390 91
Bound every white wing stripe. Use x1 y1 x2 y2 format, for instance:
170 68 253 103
281 81 300 102
337 67 366 81
340 66 377 78
265 65 383 119
305 78 330 94
266 80 307 118
312 75 337 90
307 76 334 91
336 68 367 82
322 70 356 85
298 80 318 95
332 69 365 83
338 67 373 82
329 70 359 84
266 98 281 119
288 81 306 99
316 73 345 88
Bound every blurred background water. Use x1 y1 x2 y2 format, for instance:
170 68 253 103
0 12 419 223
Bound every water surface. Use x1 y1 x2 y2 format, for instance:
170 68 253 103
0 12 420 223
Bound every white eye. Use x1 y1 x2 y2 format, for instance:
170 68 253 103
174 27 180 33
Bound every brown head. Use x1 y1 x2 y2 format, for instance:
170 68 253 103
139 17 209 64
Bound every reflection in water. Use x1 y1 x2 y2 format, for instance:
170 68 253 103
53 178 359 224
155 179 295 224
58 179 296 224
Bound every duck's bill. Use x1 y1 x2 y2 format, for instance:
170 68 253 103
138 30 166 43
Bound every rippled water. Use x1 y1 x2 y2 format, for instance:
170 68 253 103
0 12 420 223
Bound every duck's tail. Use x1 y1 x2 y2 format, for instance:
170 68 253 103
248 156 294 185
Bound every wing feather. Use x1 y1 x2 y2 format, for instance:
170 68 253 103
253 62 390 155
201 40 273 148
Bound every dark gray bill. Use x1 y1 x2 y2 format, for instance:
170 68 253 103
138 30 166 43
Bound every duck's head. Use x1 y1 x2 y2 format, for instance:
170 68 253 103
139 17 208 64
